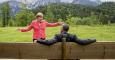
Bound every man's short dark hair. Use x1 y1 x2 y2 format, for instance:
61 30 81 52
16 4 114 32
62 24 69 32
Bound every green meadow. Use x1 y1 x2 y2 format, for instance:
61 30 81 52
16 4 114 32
0 25 115 42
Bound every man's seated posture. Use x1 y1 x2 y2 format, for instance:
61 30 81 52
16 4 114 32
37 24 96 45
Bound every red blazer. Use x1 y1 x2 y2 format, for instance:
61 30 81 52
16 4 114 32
20 20 60 39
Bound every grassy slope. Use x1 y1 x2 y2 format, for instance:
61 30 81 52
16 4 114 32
0 25 115 42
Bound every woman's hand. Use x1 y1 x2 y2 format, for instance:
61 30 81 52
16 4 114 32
17 28 21 31
57 22 64 25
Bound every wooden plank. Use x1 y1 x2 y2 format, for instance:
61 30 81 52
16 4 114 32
18 43 62 59
0 42 115 59
104 42 115 59
0 43 19 59
69 42 104 59
0 43 3 57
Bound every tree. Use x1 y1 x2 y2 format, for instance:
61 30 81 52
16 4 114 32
32 2 115 25
45 5 54 22
15 10 35 26
98 2 115 24
1 2 11 27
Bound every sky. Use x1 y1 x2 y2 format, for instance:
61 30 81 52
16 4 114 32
0 0 115 3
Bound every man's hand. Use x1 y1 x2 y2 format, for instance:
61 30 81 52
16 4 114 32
33 40 38 43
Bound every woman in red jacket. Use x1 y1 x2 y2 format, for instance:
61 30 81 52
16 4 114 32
18 12 63 43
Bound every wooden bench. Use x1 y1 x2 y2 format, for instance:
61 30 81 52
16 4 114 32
0 42 115 59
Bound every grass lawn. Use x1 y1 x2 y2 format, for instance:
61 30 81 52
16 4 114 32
0 25 115 42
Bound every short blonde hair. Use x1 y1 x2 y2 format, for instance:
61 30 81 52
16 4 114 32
36 12 43 17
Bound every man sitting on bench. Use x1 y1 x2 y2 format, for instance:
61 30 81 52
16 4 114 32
37 24 96 45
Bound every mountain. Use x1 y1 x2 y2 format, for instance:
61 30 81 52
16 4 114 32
72 0 101 6
27 0 61 9
8 0 22 15
1 0 61 11
0 0 61 16
0 0 22 16
0 0 101 16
